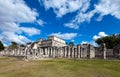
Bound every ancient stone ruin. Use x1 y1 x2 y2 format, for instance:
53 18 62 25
0 36 120 60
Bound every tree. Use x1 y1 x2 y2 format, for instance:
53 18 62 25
95 34 120 49
9 42 18 49
66 42 75 46
0 41 4 51
20 44 25 47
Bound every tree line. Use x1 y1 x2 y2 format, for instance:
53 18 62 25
0 41 25 51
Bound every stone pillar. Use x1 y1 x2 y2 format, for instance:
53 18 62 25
64 47 67 58
74 47 77 58
77 45 81 59
80 46 82 58
53 47 56 58
89 45 95 59
49 47 52 58
60 47 63 58
51 47 53 58
47 47 50 58
68 46 71 58
103 43 106 59
41 48 43 58
56 48 58 58
72 46 74 58
62 47 64 58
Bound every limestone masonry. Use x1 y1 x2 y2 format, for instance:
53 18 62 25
0 36 120 60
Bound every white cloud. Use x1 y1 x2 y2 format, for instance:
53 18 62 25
20 27 41 36
81 41 88 44
64 23 79 29
41 0 120 29
36 19 46 26
41 0 92 29
93 32 108 40
94 0 120 19
0 32 31 44
0 0 38 23
0 0 40 44
42 0 90 17
81 41 98 46
50 32 77 40
66 0 120 29
65 10 95 29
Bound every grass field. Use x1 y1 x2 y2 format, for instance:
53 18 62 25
0 57 120 77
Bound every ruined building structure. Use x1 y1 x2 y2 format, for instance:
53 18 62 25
0 36 120 60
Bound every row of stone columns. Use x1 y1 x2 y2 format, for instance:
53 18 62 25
0 49 26 56
0 44 107 60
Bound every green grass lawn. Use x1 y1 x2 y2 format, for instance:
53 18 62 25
0 57 120 77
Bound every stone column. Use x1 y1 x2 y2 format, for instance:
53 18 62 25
89 45 95 59
41 48 43 58
103 43 106 59
50 47 53 58
77 45 81 59
62 47 64 58
80 46 83 58
56 48 58 58
64 47 67 58
74 47 77 58
72 46 74 58
53 47 56 58
47 47 50 58
68 46 71 58
60 47 63 58
49 47 51 58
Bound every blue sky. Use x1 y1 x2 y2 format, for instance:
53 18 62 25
0 0 120 46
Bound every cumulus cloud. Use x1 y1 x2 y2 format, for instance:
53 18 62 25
41 0 92 29
20 27 41 36
0 0 38 23
93 32 108 40
0 0 40 44
81 41 98 46
0 32 31 44
65 10 95 29
41 0 120 29
66 0 120 29
95 0 120 19
50 32 77 40
42 0 90 17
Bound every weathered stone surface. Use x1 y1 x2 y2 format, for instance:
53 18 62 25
1 42 120 60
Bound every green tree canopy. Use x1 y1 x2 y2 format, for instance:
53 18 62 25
66 42 75 46
20 44 25 47
9 42 18 49
95 34 120 49
0 41 4 51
